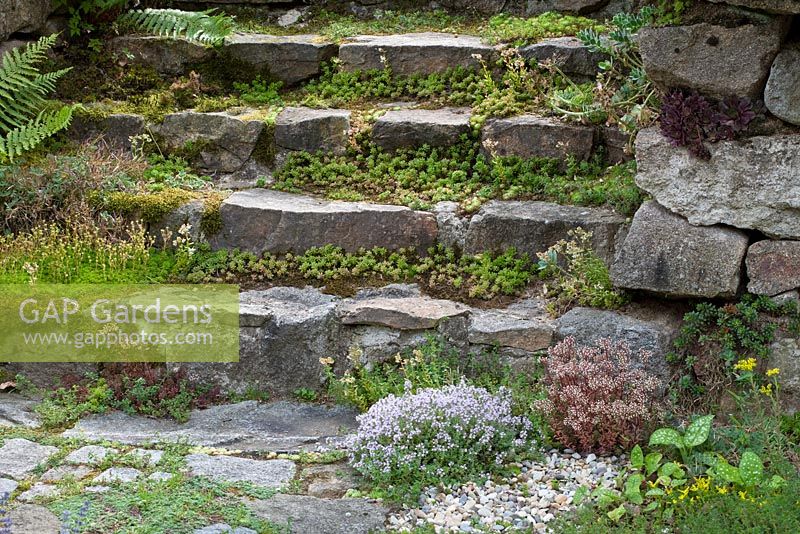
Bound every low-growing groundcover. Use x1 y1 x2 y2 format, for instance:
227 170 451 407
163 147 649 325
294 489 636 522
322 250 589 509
348 383 535 503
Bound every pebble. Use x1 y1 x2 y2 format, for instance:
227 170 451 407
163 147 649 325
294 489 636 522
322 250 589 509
386 450 623 533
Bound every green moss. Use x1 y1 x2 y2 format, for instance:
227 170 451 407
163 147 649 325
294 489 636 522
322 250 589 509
200 192 227 236
98 188 195 223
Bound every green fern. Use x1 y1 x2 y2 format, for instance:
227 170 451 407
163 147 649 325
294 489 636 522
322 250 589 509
0 35 76 163
117 8 234 46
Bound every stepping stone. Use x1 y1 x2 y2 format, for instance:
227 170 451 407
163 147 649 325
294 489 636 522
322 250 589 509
0 395 41 428
610 201 748 298
0 477 18 494
248 494 389 534
185 454 295 489
148 471 174 482
65 445 118 466
0 439 58 480
63 401 358 452
17 483 59 502
480 115 595 164
634 128 800 240
274 107 350 155
468 299 555 352
194 524 257 534
339 33 495 76
40 465 92 483
92 467 142 484
155 110 270 174
83 485 111 494
371 108 472 151
520 37 604 82
210 189 438 255
337 296 469 330
301 464 357 499
127 448 164 467
223 34 337 86
464 200 626 265
8 504 60 534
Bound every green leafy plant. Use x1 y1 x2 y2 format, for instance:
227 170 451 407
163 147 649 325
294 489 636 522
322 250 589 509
117 8 234 46
293 387 318 402
54 0 128 36
536 228 627 315
648 415 715 465
550 8 659 136
0 35 77 163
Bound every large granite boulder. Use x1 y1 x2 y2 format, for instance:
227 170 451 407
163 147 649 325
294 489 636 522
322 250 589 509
555 306 682 381
634 128 800 239
183 287 340 396
69 112 146 151
223 34 337 86
708 0 800 13
274 107 350 154
155 110 270 174
637 21 785 98
746 240 800 296
464 200 627 265
468 298 555 353
339 33 495 76
765 43 800 126
211 190 438 255
0 0 50 41
481 115 595 164
371 108 472 151
610 201 749 298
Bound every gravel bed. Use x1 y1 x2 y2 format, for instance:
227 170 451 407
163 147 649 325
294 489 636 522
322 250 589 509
386 449 625 533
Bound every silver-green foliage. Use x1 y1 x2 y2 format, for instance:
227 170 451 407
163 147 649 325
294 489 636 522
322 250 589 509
118 8 234 46
0 35 76 163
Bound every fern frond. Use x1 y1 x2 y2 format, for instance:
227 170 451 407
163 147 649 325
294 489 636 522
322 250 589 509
0 105 76 163
117 8 234 46
0 36 72 132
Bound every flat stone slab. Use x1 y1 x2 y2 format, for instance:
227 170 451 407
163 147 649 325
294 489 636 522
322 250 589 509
464 200 626 265
93 467 142 484
148 471 174 482
8 504 60 534
40 465 92 483
635 128 800 239
274 107 350 154
63 401 357 452
0 395 41 428
156 110 268 174
339 32 495 76
637 21 785 98
223 33 337 86
371 108 472 151
211 190 438 255
185 454 295 488
65 445 118 465
127 448 164 467
611 201 749 298
248 494 389 534
746 240 800 296
520 37 603 81
0 477 18 494
338 296 470 330
468 299 555 352
17 483 58 502
110 36 213 76
195 524 257 534
0 438 58 480
481 115 595 164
